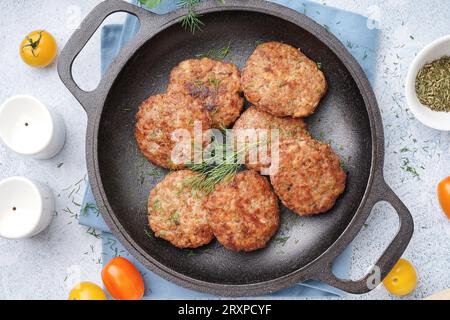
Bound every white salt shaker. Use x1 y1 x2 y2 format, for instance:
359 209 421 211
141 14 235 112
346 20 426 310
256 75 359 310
0 95 66 159
0 177 54 239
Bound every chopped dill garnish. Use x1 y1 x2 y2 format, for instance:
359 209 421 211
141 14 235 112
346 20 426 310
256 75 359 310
72 200 81 207
86 227 102 239
63 207 78 220
340 159 348 172
175 188 184 196
193 79 204 88
152 199 161 211
169 212 181 223
148 167 164 179
144 228 153 239
274 236 290 246
208 76 221 87
318 130 325 138
400 157 420 178
400 147 410 153
196 42 231 60
187 250 197 257
82 203 99 217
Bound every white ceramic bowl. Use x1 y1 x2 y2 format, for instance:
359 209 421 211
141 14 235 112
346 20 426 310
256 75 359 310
405 35 450 131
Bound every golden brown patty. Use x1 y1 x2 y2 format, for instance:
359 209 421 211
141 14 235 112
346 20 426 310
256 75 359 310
148 170 214 248
205 170 279 252
135 93 211 170
167 58 244 128
270 139 346 216
242 41 327 117
232 107 310 172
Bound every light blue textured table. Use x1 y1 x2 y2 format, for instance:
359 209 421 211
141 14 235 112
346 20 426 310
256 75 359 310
0 0 449 299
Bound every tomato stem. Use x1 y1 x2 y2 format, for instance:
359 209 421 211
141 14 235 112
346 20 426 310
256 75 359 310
22 30 43 57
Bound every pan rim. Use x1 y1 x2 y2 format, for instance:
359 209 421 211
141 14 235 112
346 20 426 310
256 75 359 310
87 0 382 296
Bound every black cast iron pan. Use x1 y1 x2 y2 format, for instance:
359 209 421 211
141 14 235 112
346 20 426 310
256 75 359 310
58 0 414 296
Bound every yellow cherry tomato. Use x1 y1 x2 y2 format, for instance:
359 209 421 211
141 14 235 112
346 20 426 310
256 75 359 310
383 258 417 296
20 30 57 68
68 282 108 300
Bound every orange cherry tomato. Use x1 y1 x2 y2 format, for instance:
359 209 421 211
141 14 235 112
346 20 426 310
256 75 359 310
101 257 145 300
438 176 450 219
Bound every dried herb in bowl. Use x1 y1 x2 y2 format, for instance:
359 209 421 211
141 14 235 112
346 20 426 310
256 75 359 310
415 56 450 112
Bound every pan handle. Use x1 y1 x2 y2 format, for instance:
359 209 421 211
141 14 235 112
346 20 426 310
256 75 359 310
314 177 414 294
57 0 153 114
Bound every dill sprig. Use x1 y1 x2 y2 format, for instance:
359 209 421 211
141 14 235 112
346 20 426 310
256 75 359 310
187 138 261 193
139 0 226 33
197 42 231 60
138 0 161 9
179 0 204 33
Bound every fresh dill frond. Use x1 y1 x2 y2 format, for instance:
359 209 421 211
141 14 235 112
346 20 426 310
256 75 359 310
179 0 204 33
179 0 201 7
139 0 226 33
186 139 261 193
138 0 161 9
196 42 231 60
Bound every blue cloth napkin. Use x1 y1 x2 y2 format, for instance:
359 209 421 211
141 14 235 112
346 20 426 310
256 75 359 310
80 0 379 298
